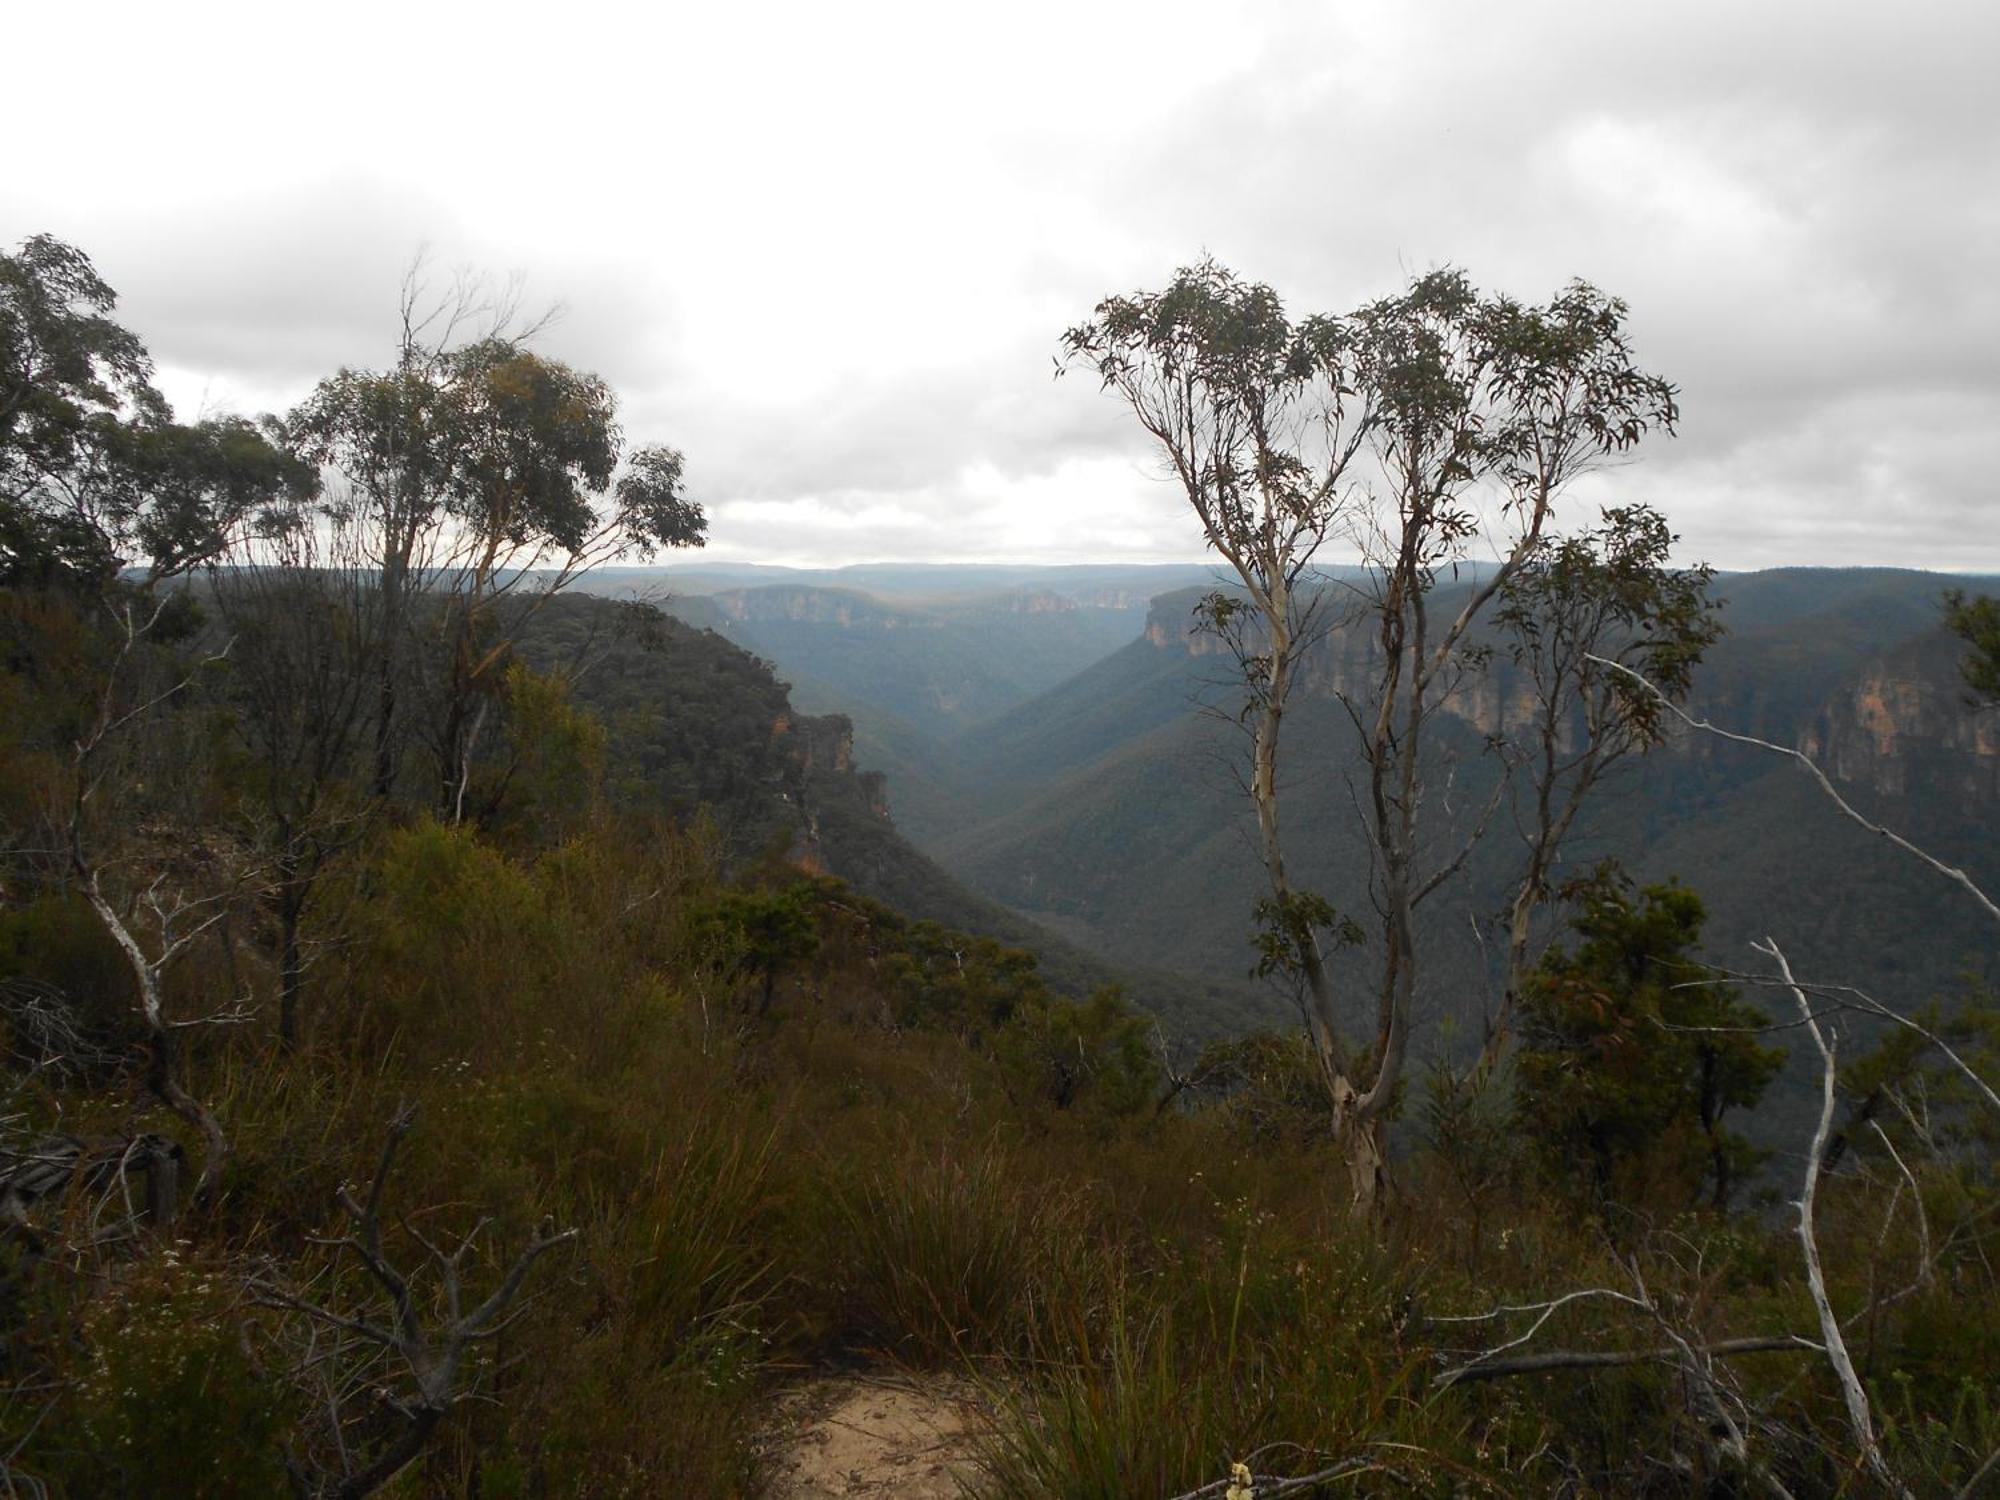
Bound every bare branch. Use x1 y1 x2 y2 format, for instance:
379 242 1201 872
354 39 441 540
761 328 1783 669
1437 1334 1816 1386
250 1110 576 1499
1759 937 1914 1500
1165 1455 1380 1500
1868 1120 1933 1287
1592 655 2000 928
1956 1444 2000 1500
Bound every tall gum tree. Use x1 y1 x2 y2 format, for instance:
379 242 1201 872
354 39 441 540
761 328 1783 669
284 275 705 816
1065 261 1682 1215
2 233 315 587
1 234 316 1197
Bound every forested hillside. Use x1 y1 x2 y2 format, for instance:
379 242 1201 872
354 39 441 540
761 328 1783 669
5 234 1999 1499
706 565 2000 1081
515 593 1276 1033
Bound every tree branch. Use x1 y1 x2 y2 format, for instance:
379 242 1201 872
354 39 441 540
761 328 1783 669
1591 655 2000 928
1760 937 1913 1500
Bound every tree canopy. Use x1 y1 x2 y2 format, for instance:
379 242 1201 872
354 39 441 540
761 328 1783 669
1517 870 1784 1213
1 235 313 587
1064 258 1693 1212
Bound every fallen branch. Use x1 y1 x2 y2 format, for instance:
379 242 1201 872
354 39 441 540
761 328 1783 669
1957 1443 2000 1500
250 1106 577 1500
1437 1334 1816 1387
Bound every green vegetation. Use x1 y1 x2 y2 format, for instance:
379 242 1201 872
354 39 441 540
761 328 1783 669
9 789 1993 1494
886 570 2000 1086
515 591 1266 1035
1517 871 1783 1214
1945 587 2000 702
3 233 1998 1497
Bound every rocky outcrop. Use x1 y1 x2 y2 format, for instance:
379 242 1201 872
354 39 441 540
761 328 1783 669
768 708 897 870
714 587 929 631
771 711 856 776
1802 633 2000 800
1004 589 1077 614
1139 583 2000 805
1139 586 1542 737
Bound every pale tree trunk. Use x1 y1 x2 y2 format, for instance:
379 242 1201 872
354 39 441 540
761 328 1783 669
84 879 231 1204
277 880 305 1051
1332 1080 1391 1219
1242 588 1387 1214
1250 594 1338 1057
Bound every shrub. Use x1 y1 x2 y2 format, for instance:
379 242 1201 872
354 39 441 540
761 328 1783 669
48 1252 291 1498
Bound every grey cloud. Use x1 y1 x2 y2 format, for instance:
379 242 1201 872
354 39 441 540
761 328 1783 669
103 176 459 390
8 0 1992 569
16 178 685 423
628 340 1125 507
1028 0 2000 568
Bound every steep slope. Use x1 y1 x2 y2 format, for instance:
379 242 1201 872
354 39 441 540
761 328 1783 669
779 674 987 851
938 588 1226 812
696 584 1148 736
917 569 2000 1045
516 594 1263 1035
590 563 1222 741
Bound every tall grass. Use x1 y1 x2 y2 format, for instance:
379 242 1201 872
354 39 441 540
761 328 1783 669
827 1145 1055 1365
10 811 2000 1496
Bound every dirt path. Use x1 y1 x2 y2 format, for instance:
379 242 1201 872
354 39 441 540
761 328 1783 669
761 1373 989 1498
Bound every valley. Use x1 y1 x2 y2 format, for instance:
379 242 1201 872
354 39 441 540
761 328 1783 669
611 563 2000 1074
9 197 1997 1495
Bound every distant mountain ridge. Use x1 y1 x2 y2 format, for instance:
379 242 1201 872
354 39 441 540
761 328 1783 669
516 592 1281 1037
583 564 1223 744
592 565 2000 1073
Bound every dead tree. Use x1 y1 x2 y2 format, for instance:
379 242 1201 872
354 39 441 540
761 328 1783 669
1444 658 2000 1494
208 510 386 1049
1429 1268 1821 1494
63 593 247 1204
0 1133 184 1243
250 1106 577 1500
1762 938 1916 1500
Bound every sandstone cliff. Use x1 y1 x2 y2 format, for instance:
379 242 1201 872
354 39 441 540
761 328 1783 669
1802 632 2000 801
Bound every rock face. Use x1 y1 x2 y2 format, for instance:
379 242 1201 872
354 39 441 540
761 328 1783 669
1005 588 1077 614
713 586 926 631
770 709 895 869
1141 588 2000 801
1139 586 1545 738
1144 591 1224 653
1803 632 2000 801
773 711 857 776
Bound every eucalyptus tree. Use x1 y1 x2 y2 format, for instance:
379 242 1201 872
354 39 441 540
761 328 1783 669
286 276 705 814
1063 258 1371 1079
208 507 387 1048
2 233 314 587
1066 262 1684 1213
1483 504 1722 1070
3 234 316 1189
1945 588 2000 702
1 233 163 587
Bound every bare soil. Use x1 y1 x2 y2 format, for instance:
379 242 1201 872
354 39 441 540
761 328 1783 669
761 1373 989 1498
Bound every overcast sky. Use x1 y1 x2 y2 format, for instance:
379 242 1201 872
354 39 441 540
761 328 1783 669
9 0 1997 570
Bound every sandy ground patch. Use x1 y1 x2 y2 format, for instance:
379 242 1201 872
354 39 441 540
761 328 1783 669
762 1373 988 1498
